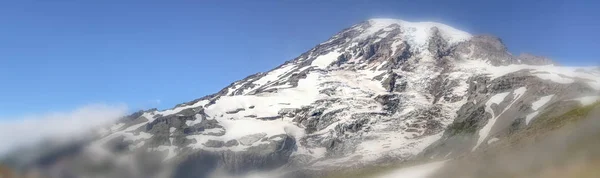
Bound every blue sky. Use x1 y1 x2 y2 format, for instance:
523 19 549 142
1 0 599 118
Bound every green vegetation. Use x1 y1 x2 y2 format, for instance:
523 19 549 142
497 101 600 149
322 102 600 178
322 165 395 178
444 101 600 178
445 120 478 136
531 101 600 131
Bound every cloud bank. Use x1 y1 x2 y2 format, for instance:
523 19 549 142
0 104 128 155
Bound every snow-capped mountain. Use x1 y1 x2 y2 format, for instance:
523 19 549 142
6 18 600 178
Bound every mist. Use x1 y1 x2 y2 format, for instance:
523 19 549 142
0 104 128 155
430 105 600 178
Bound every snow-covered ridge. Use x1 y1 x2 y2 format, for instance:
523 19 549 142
460 60 600 90
356 18 472 49
103 18 599 160
38 18 600 178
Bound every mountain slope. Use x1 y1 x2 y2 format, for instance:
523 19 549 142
322 102 600 178
4 18 600 178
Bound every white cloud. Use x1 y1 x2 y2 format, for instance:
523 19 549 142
0 103 128 155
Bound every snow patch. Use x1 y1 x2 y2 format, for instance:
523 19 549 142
474 87 527 151
152 145 177 161
156 100 209 117
354 131 444 164
487 92 511 118
534 72 574 84
526 111 539 125
185 114 205 126
391 40 404 55
531 95 554 110
311 51 342 69
487 138 500 144
110 123 125 132
461 60 600 90
203 128 226 135
252 64 297 86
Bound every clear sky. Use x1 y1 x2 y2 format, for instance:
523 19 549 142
1 0 599 118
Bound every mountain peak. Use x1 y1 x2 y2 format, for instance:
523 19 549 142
7 18 599 178
361 18 472 44
316 18 474 61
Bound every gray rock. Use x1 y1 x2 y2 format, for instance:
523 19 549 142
203 140 225 148
256 116 282 120
174 135 297 176
224 140 239 147
225 108 245 114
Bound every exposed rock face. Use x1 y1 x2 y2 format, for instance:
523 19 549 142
5 18 600 178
